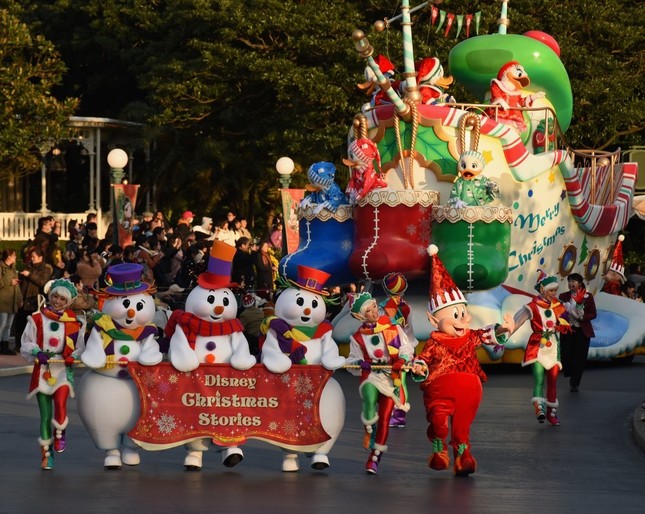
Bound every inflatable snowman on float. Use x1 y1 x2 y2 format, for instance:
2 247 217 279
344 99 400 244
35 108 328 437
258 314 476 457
165 240 256 470
261 265 346 472
77 263 162 469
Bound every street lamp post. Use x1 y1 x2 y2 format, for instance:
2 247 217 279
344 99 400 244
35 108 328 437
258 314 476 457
275 157 296 257
276 156 295 188
107 148 128 185
107 148 128 246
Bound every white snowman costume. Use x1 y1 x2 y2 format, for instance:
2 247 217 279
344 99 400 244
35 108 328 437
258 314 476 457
166 278 256 470
76 264 162 469
260 265 346 472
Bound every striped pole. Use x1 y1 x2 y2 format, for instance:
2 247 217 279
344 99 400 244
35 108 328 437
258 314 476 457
400 0 421 103
352 30 410 117
498 0 510 34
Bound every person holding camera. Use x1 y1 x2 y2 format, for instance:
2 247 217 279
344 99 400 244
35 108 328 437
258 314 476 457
14 247 53 353
75 248 103 291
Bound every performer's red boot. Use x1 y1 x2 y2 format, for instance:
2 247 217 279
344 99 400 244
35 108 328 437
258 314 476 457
365 446 385 474
546 406 561 426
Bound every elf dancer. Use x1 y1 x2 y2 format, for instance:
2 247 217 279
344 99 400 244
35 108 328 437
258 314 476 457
411 245 512 477
346 292 415 474
510 269 574 426
379 272 417 428
20 279 84 470
601 235 626 296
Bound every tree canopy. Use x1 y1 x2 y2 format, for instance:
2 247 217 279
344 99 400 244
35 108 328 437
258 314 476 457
0 6 77 178
1 0 643 220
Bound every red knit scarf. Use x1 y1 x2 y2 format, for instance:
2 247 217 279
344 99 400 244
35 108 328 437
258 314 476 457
165 310 243 347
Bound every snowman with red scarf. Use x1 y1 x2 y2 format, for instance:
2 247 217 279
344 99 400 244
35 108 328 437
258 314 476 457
165 240 256 470
260 265 346 472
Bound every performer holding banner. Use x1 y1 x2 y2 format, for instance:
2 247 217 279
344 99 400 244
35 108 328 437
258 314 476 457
165 240 256 470
76 263 162 469
260 265 346 472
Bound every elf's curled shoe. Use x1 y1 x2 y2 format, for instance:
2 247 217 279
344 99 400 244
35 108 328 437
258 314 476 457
453 444 477 477
428 438 450 470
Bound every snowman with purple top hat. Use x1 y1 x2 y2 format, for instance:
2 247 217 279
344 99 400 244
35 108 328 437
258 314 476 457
77 263 162 469
165 240 256 470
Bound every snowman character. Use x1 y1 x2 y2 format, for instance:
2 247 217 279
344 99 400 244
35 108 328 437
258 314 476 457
165 241 256 470
77 263 163 469
260 265 346 472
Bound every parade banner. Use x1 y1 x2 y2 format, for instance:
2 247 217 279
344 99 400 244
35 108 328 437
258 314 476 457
281 188 305 254
128 362 332 451
113 183 139 247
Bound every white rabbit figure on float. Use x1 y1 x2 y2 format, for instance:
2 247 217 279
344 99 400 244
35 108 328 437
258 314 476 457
165 240 256 470
77 263 162 469
260 265 346 472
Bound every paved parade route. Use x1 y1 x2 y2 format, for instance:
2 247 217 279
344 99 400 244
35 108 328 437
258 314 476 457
1 358 645 514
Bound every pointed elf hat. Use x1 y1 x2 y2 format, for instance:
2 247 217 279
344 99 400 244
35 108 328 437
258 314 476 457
349 138 381 173
197 240 239 290
534 268 558 293
427 245 466 314
608 234 626 281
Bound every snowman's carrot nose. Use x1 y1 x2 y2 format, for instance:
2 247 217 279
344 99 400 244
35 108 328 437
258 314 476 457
214 305 225 315
127 308 135 318
303 307 311 315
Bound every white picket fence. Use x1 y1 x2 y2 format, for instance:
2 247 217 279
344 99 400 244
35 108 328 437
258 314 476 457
0 212 107 241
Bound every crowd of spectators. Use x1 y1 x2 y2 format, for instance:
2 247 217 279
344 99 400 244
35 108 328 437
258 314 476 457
0 209 293 355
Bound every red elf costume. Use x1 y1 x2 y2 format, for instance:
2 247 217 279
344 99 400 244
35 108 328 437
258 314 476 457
411 245 512 477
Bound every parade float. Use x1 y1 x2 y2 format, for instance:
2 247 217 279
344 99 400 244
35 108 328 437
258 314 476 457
280 0 644 363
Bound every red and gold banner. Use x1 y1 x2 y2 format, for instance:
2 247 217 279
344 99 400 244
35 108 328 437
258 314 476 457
128 362 332 451
113 183 139 247
281 188 305 254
